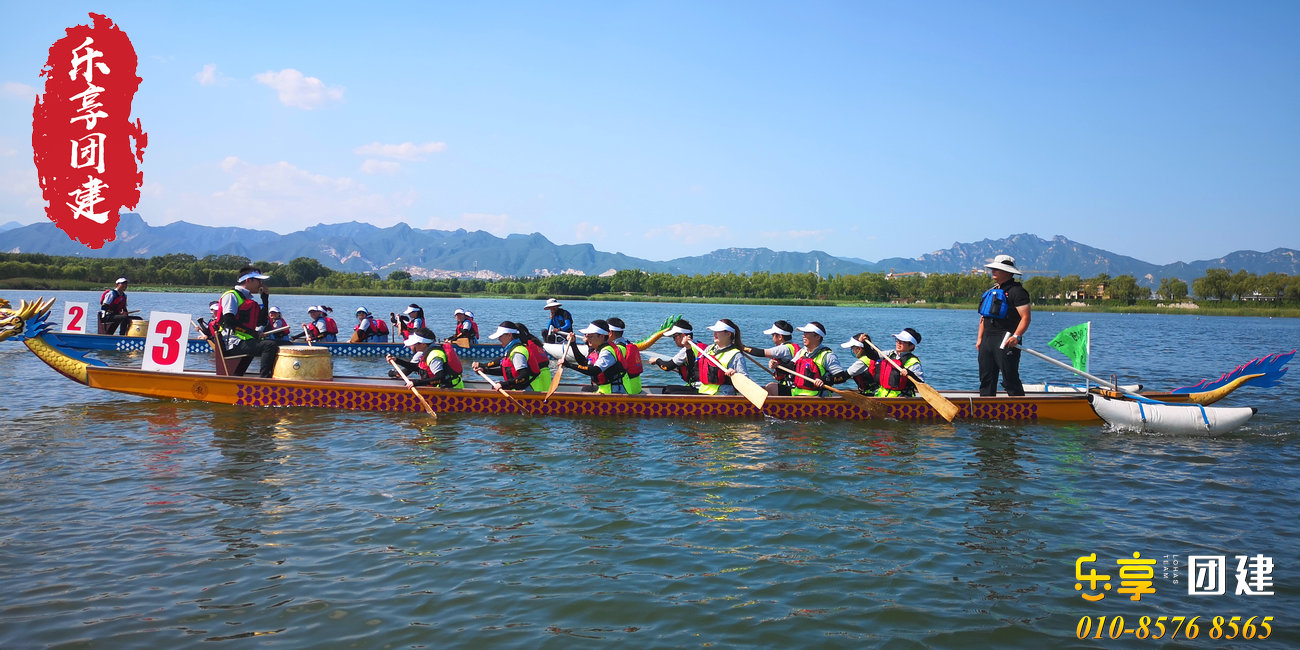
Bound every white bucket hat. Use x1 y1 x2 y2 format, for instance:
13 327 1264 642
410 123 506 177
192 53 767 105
543 298 563 309
984 254 1023 275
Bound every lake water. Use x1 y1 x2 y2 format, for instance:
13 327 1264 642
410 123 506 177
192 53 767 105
2 290 1297 648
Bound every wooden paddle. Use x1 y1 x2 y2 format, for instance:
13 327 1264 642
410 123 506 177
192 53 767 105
688 341 767 409
863 338 959 422
388 358 437 421
474 367 533 415
544 346 566 401
740 349 890 419
191 319 208 342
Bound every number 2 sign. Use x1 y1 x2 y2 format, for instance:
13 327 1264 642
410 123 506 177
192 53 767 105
142 311 191 372
62 301 90 333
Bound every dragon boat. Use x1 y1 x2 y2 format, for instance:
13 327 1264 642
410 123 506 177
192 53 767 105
4 298 1289 425
45 329 509 360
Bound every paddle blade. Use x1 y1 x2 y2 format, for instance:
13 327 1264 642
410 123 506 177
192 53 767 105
914 380 959 422
731 373 768 409
545 363 565 401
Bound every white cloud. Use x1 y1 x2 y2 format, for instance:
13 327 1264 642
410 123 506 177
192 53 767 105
194 64 228 86
644 222 731 246
353 141 447 161
253 69 344 109
421 212 530 237
760 228 834 242
575 221 605 241
2 82 36 98
167 156 411 232
361 159 401 175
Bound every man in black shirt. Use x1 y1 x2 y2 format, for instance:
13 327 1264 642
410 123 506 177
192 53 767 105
977 254 1032 396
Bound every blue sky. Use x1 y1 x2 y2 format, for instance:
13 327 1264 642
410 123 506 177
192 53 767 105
2 1 1297 265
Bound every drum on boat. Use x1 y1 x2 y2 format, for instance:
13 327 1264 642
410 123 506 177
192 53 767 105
272 345 333 381
126 320 149 337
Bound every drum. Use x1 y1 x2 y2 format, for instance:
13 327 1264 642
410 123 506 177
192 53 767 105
126 319 149 337
271 345 333 381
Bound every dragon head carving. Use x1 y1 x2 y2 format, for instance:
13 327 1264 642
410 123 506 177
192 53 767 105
0 297 56 343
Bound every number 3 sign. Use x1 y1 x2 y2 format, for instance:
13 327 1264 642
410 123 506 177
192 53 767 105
142 311 192 372
61 301 89 333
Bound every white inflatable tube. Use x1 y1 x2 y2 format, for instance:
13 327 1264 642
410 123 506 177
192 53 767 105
1088 394 1256 436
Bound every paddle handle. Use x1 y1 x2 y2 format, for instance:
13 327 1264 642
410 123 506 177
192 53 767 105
473 367 502 390
388 358 437 419
1002 333 1128 395
863 338 915 379
689 340 733 373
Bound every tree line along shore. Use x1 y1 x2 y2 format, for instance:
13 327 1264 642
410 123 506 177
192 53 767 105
2 252 1297 317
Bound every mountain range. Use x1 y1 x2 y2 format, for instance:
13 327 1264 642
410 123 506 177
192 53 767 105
4 213 1296 287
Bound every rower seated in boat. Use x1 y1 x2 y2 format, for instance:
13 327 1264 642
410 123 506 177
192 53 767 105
840 333 881 395
564 320 627 394
695 319 749 396
386 327 463 388
739 319 802 396
785 322 850 397
862 328 924 398
473 322 551 392
652 319 701 394
296 306 338 342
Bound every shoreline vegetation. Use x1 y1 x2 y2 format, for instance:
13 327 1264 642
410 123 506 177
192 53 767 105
3 252 1297 318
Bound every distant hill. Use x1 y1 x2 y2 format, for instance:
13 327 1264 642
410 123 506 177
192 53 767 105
3 214 1296 287
0 221 25 232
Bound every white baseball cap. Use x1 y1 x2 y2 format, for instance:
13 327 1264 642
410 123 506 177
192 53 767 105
706 320 735 333
578 322 609 335
115 277 129 284
840 338 863 349
237 270 270 282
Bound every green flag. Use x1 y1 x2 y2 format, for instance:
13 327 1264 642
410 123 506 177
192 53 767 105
1048 322 1090 372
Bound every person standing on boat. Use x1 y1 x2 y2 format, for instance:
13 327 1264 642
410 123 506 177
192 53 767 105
696 319 749 396
863 328 924 397
786 322 849 397
977 254 1032 396
652 319 701 394
542 298 573 344
397 304 427 340
840 333 882 395
448 308 479 346
217 267 280 378
98 277 141 335
473 321 552 392
352 307 389 343
266 307 290 342
386 327 463 388
738 320 802 396
297 306 338 342
563 319 626 394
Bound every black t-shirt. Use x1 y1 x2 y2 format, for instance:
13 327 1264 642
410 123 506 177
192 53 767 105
982 280 1031 335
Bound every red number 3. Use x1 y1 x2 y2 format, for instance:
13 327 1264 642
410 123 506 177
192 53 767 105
151 320 182 366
